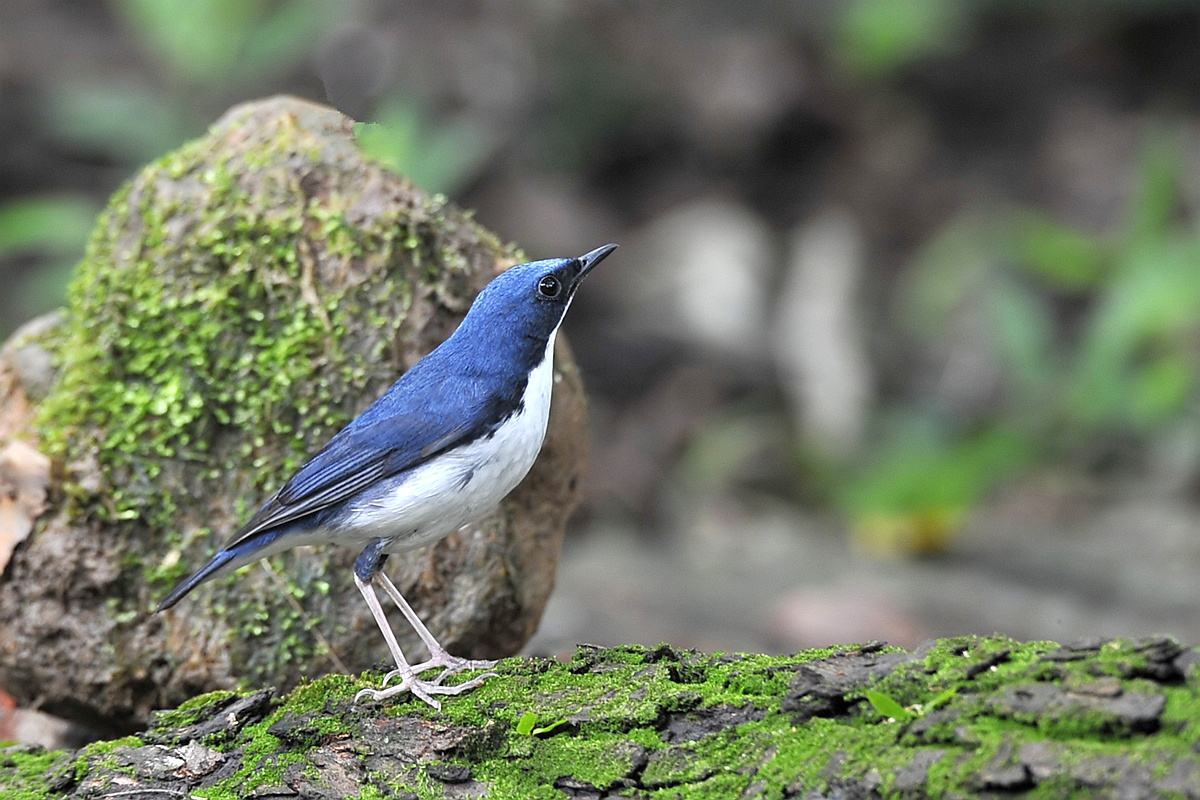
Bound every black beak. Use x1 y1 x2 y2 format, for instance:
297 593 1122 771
576 243 618 280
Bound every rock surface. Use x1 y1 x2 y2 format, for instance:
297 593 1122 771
2 635 1197 798
0 96 587 732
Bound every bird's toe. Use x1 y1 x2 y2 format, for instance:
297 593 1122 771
353 686 380 704
422 671 498 696
353 666 495 708
425 652 499 675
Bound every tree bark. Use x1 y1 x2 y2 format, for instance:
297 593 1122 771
0 96 586 733
2 635 1197 798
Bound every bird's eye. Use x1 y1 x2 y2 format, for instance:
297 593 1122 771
537 275 562 298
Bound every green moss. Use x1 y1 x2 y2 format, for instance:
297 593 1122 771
9 638 1198 797
197 725 309 799
277 672 362 715
190 673 366 798
73 735 144 783
150 688 245 731
419 639 1195 797
198 707 318 796
1161 679 1200 748
154 644 848 798
486 731 647 794
0 746 73 800
359 644 920 798
37 148 377 522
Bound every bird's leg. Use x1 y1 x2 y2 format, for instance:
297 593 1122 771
352 573 443 708
374 570 498 683
352 540 496 707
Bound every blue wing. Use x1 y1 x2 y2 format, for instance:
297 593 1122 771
222 362 524 550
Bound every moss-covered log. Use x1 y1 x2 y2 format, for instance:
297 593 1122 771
2 635 1198 798
0 96 587 732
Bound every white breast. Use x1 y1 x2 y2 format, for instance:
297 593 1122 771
337 334 557 550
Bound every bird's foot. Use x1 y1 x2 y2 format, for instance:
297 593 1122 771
425 647 499 675
379 659 446 689
381 651 498 688
442 654 500 672
402 658 452 678
354 669 498 710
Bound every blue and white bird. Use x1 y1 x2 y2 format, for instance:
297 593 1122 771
158 243 618 707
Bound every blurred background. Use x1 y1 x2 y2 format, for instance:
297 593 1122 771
2 0 1198 667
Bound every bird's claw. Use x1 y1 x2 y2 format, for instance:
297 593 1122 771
381 663 448 688
355 671 499 709
379 653 498 688
445 656 499 672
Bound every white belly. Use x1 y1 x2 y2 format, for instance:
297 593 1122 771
337 335 557 550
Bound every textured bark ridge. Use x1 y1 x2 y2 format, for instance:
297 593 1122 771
2 636 1198 798
0 96 587 732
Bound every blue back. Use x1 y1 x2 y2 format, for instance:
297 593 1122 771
222 258 579 548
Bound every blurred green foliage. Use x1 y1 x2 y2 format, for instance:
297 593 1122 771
0 196 99 321
116 0 331 83
840 131 1200 549
5 0 332 334
353 98 492 196
836 0 965 76
0 196 96 255
45 82 200 163
839 421 1033 528
45 0 333 163
5 1 483 335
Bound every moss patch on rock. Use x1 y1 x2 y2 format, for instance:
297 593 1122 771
0 745 73 800
4 636 1197 798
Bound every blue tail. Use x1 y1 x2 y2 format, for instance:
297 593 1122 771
155 531 282 612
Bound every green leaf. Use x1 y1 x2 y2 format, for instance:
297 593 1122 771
1129 354 1195 427
238 0 334 78
838 0 964 77
839 419 1035 517
514 711 537 736
1067 239 1200 426
531 718 571 737
865 689 912 721
925 687 958 712
1011 213 1108 290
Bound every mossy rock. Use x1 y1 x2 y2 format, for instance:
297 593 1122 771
0 96 587 732
2 636 1198 798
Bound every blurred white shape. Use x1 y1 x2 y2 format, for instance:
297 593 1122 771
774 211 872 457
622 198 773 357
0 696 81 749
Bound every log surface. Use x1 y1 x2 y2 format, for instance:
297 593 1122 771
2 635 1197 798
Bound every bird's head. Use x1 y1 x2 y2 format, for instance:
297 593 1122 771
456 243 617 347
